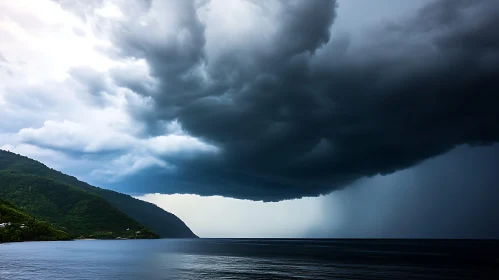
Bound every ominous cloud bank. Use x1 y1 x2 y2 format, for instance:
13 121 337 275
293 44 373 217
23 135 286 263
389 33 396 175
137 144 499 238
2 0 499 201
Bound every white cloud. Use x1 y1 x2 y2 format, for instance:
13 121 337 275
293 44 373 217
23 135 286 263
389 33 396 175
0 143 99 179
91 153 171 181
198 0 279 61
95 1 125 19
1 143 68 164
10 118 218 180
145 135 218 157
18 120 135 153
0 0 118 85
0 0 222 181
0 0 218 183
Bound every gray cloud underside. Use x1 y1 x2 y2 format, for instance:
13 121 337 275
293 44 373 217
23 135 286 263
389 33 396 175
57 0 499 200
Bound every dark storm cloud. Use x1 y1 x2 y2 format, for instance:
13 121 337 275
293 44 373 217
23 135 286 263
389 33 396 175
61 0 499 200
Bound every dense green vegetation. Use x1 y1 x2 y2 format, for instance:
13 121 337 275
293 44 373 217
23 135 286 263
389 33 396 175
0 151 159 239
0 150 196 238
0 198 70 242
0 171 158 239
85 189 198 238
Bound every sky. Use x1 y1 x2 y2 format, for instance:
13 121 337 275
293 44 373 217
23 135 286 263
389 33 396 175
1 0 499 238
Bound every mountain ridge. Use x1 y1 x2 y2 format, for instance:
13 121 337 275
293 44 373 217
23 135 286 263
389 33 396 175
0 150 197 238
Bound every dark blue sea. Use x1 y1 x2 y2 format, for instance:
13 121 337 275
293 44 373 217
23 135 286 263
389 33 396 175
1 239 499 279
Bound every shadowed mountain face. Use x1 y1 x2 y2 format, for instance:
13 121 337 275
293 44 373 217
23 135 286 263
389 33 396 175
75 187 198 238
0 150 197 238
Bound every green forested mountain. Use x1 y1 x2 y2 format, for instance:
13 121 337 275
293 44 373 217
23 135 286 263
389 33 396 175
78 187 198 238
0 171 158 239
0 150 197 238
0 198 70 242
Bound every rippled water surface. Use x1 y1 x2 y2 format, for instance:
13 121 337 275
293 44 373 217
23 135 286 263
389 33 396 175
1 239 499 279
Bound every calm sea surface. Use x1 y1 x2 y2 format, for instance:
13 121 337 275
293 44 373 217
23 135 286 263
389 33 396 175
1 239 499 279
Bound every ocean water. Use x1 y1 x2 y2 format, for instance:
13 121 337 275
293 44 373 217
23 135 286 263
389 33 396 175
1 239 499 279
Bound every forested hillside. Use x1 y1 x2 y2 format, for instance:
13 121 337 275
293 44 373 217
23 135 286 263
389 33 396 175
0 198 70 242
0 150 197 238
